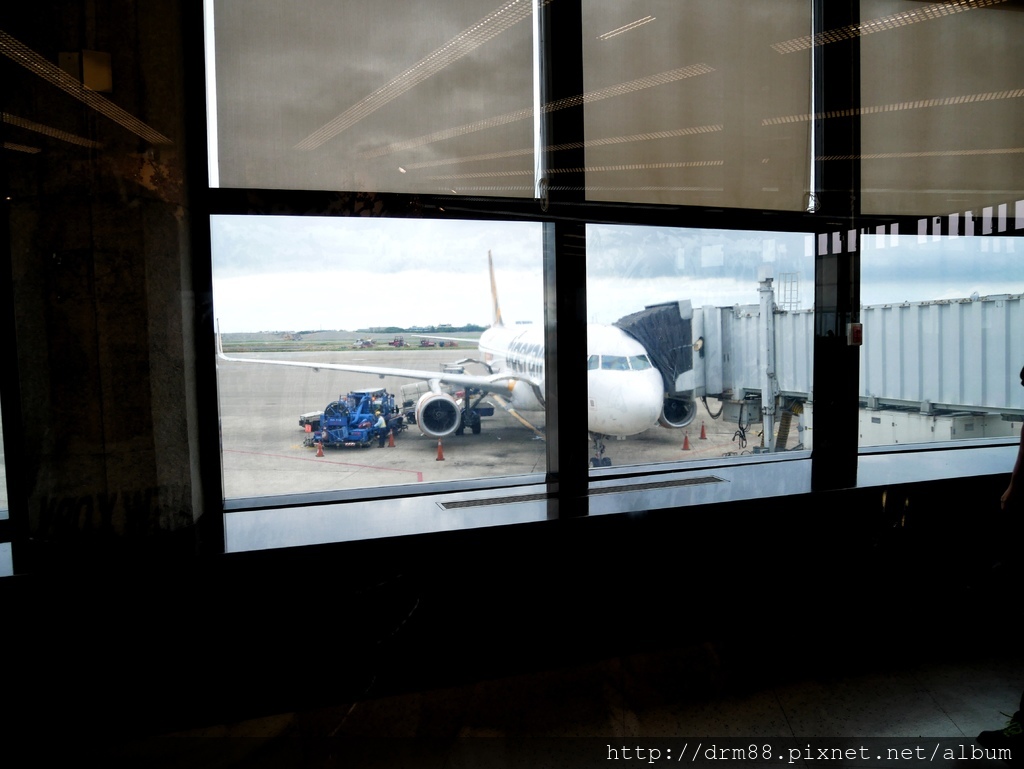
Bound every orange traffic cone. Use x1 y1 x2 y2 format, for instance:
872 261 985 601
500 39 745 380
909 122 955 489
316 441 324 457
436 438 445 461
682 433 691 450
388 429 395 448
700 421 707 440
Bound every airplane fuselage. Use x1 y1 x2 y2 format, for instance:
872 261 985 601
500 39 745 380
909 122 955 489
476 323 664 437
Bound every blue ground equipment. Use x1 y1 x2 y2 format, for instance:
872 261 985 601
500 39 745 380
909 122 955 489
300 387 401 449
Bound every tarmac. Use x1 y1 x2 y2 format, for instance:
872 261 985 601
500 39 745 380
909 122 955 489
216 349 805 500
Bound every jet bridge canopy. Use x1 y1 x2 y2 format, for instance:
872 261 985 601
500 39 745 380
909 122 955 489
614 302 694 395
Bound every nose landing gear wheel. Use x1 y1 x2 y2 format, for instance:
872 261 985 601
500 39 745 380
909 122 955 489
589 436 613 467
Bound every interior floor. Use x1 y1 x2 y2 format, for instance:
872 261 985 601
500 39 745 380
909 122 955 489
101 636 1023 768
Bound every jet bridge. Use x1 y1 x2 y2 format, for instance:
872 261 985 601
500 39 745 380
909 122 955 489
626 281 1024 452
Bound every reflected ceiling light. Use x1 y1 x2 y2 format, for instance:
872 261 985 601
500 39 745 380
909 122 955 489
819 147 1024 161
0 30 171 145
582 123 722 147
430 185 535 193
763 88 1024 125
3 112 102 148
425 159 723 180
400 124 722 171
361 64 714 159
4 141 41 154
403 148 533 170
429 170 533 179
295 0 545 150
772 0 1007 53
555 185 724 193
598 16 656 41
434 185 723 193
555 160 723 173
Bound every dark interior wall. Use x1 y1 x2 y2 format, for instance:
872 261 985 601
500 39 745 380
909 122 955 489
2 473 1015 738
3 1 200 556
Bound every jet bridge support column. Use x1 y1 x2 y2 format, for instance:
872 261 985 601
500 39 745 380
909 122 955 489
759 278 779 451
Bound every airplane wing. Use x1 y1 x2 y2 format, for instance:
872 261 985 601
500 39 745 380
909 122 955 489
216 331 545 406
410 333 480 344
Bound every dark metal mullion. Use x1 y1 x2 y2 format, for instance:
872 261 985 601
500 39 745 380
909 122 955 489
811 0 861 492
182 0 226 556
204 186 837 235
540 0 588 512
0 90 27 573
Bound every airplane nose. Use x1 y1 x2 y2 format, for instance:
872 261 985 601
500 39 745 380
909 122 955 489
587 368 664 436
642 378 664 424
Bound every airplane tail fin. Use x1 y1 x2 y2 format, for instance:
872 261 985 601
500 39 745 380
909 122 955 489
216 319 226 359
488 250 504 327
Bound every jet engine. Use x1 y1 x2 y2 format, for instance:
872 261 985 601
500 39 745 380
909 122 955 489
658 395 697 429
415 391 462 438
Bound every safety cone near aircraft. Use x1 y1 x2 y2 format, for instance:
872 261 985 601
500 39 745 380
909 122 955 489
436 438 445 461
388 429 395 448
316 441 324 457
682 434 691 450
700 421 707 440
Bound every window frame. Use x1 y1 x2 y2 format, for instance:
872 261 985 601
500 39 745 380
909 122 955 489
0 184 17 574
190 0 1022 553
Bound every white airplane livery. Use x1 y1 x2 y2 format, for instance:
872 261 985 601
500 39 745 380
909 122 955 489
217 252 690 465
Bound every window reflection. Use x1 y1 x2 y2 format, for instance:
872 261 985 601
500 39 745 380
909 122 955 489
586 225 814 469
213 216 546 499
582 0 812 210
208 0 537 196
860 0 1024 215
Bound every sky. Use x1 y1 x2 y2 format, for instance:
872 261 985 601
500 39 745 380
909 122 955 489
212 217 543 332
211 216 1024 333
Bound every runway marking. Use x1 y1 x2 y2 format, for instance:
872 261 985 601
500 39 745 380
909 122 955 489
224 448 424 482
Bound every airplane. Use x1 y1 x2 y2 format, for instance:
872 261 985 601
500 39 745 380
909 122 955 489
216 252 696 466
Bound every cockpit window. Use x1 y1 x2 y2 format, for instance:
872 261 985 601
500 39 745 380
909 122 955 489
587 355 600 370
601 356 630 371
629 355 652 370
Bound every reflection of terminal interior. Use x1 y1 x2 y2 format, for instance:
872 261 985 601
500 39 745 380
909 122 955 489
3 0 1024 752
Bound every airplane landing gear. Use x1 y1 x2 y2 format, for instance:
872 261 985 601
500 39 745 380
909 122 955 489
455 388 488 435
590 435 612 467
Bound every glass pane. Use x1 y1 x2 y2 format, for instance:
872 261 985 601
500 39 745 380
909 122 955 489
4 3 193 552
586 225 814 469
859 229 1024 449
860 1 1024 216
208 0 537 196
581 0 812 210
213 216 546 499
